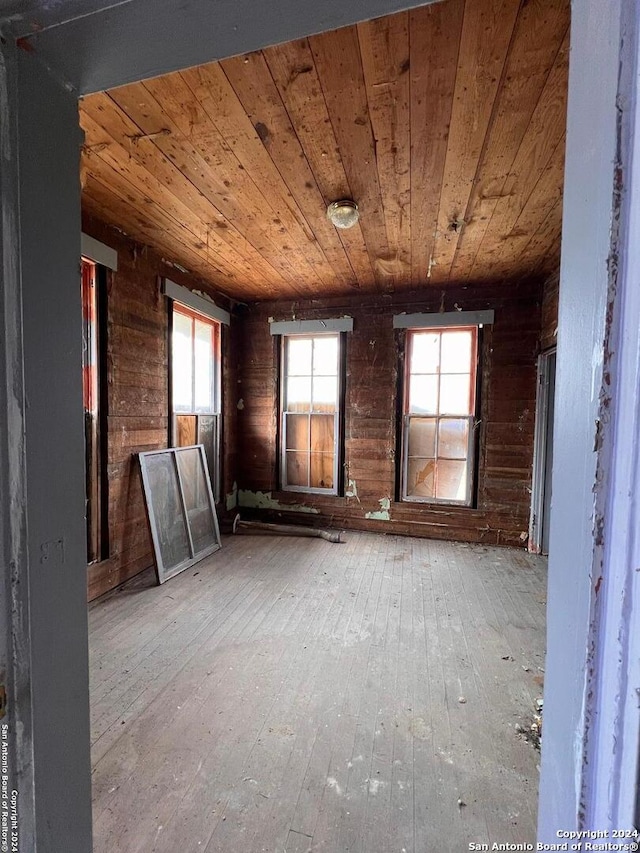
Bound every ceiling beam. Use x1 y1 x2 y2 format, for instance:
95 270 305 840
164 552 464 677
5 0 444 95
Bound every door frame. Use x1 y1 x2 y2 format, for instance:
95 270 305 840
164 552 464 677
529 347 556 554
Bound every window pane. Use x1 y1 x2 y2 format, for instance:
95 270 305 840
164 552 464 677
312 376 338 411
176 447 217 554
407 417 436 457
406 458 435 498
438 418 469 459
286 377 311 412
172 312 193 412
144 453 191 569
440 330 473 374
408 374 438 414
436 459 468 502
310 453 334 489
194 320 213 412
176 415 197 447
411 332 439 374
313 336 338 376
197 415 217 496
287 338 312 376
439 373 471 415
310 414 334 452
286 451 309 487
285 414 309 451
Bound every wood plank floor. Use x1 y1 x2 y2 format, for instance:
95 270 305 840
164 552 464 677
89 532 547 853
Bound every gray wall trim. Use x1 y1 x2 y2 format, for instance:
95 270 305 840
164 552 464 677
0 39 36 847
10 0 443 95
163 279 230 326
393 310 494 329
537 0 624 840
579 0 640 830
81 232 117 271
269 318 353 335
17 50 93 851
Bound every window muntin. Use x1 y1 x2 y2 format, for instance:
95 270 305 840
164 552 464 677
403 327 477 505
171 304 221 501
281 334 340 493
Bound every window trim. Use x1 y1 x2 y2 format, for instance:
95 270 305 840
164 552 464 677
401 325 479 507
279 331 343 496
163 278 230 326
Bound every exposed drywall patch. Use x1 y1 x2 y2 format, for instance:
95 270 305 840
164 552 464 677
345 478 360 502
238 489 319 514
365 497 391 521
225 481 238 511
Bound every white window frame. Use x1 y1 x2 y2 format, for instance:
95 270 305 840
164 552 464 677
279 332 342 496
401 325 479 507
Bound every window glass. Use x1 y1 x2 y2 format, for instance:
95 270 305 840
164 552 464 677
172 311 194 412
194 320 213 412
404 326 477 505
282 333 341 494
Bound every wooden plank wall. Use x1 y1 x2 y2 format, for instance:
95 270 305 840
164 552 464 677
83 216 236 601
235 281 543 546
540 272 559 352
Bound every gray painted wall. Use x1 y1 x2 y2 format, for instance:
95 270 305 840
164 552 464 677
3 0 442 95
0 36 35 846
15 47 93 851
537 0 623 839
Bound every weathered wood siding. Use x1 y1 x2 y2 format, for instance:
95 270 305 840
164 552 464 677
540 271 559 352
235 281 542 546
83 216 235 600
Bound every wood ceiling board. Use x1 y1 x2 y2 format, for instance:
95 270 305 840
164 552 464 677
80 111 277 292
258 39 375 286
192 57 358 292
475 135 566 281
408 0 464 284
80 94 289 290
139 74 332 292
82 177 248 298
428 0 522 284
107 82 313 296
517 197 565 278
181 63 356 292
358 13 412 289
309 25 392 290
449 0 571 281
469 31 570 280
79 0 569 301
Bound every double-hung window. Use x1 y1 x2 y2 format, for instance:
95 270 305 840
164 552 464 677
281 333 340 494
402 326 478 505
171 304 221 501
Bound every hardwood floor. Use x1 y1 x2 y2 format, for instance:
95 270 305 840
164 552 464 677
89 532 547 853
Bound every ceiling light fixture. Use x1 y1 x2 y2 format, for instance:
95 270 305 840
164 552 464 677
326 199 359 229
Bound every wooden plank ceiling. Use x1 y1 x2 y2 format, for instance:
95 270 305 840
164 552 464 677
80 0 570 302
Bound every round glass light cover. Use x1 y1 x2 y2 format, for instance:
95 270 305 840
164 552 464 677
326 200 359 229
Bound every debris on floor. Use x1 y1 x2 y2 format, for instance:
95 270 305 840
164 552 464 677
516 697 543 751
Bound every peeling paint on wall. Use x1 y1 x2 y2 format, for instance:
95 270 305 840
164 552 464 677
225 481 238 511
365 497 391 521
238 489 319 514
345 478 360 502
237 397 244 410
